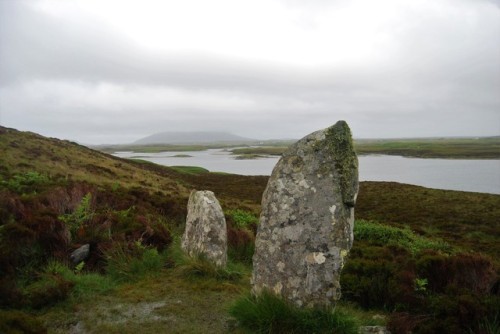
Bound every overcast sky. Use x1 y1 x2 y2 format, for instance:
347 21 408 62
0 0 499 144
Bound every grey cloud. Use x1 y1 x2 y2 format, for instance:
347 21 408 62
0 0 499 144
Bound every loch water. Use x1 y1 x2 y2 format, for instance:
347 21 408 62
113 149 500 195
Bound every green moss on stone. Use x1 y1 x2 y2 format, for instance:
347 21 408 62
325 121 358 206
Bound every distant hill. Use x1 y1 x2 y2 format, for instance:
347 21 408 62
133 131 256 144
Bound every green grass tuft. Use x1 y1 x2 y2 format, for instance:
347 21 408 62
229 291 360 334
104 242 167 282
168 238 245 281
473 313 499 334
20 260 116 308
41 260 115 302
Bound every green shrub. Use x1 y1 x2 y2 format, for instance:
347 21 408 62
354 220 453 254
58 192 94 237
414 277 428 293
2 172 50 194
226 209 258 229
229 291 360 334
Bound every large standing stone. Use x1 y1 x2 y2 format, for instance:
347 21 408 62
251 121 359 308
181 190 227 267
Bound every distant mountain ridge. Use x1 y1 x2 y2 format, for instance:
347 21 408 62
133 131 256 144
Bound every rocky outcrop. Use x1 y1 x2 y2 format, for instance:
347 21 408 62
251 121 359 308
181 190 227 267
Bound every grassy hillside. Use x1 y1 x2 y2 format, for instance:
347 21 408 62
0 126 499 333
0 126 188 195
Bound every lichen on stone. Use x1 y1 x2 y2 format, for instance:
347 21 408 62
252 120 359 308
181 190 227 268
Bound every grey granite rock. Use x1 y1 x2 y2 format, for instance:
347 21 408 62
181 190 227 267
251 121 359 308
70 244 90 264
359 326 391 334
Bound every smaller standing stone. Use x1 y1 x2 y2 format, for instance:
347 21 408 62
70 244 90 264
181 190 227 267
